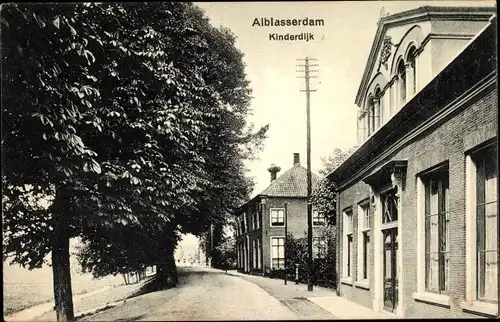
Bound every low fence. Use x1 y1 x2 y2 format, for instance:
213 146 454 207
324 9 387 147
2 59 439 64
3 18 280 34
264 258 337 289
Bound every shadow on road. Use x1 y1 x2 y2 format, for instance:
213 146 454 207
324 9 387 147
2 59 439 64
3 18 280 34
124 266 221 300
125 275 165 300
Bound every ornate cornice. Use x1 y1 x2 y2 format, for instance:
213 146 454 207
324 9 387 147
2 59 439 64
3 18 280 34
337 72 495 191
354 6 495 107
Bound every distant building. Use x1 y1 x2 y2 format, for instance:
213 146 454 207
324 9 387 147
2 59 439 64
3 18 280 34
234 153 325 276
329 7 497 318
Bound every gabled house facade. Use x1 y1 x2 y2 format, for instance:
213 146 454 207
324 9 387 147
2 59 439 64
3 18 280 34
234 153 325 276
329 7 497 318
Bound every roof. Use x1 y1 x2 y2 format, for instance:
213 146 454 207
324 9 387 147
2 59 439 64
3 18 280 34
260 164 321 197
329 15 497 189
354 6 496 106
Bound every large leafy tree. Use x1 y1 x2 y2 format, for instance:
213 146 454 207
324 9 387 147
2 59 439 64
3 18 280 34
2 3 267 321
75 2 266 280
2 4 106 320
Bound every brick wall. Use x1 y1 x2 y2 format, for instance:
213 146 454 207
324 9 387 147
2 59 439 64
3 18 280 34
261 196 325 272
337 180 374 310
337 85 497 318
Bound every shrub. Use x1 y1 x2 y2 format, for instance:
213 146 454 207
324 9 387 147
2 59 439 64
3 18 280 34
282 227 337 288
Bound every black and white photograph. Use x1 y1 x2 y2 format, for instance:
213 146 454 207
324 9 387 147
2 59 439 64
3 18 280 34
2 1 498 320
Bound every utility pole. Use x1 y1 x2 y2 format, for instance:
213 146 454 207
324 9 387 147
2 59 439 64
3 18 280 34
297 56 318 291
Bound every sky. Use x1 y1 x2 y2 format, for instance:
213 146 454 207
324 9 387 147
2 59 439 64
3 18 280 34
195 0 495 198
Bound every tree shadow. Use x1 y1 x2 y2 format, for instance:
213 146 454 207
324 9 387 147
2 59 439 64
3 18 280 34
124 275 168 299
124 267 224 300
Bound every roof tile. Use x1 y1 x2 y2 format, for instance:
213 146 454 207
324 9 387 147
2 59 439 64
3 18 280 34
260 165 321 197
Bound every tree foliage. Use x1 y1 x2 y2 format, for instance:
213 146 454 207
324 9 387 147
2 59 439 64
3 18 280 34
267 228 336 288
310 147 356 224
2 3 103 269
2 2 267 320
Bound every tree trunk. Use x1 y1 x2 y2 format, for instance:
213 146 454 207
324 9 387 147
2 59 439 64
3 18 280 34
166 248 178 286
156 261 168 286
156 247 178 288
51 196 74 322
122 273 128 285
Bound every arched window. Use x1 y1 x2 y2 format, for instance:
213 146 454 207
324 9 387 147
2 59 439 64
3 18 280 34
397 59 406 106
374 88 382 129
407 46 417 95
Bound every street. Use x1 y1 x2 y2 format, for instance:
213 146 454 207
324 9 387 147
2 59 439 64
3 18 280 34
77 266 334 321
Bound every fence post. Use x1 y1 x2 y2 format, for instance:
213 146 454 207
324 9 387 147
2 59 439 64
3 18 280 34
295 263 300 284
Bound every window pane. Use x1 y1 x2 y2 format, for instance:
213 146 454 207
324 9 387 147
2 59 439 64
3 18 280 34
271 237 285 269
425 180 440 291
476 148 498 302
363 232 370 279
485 155 497 203
430 180 439 215
347 235 353 277
382 189 398 224
485 203 497 250
478 250 498 301
364 206 370 229
278 246 284 258
444 251 450 292
427 252 439 292
272 246 278 258
271 209 285 225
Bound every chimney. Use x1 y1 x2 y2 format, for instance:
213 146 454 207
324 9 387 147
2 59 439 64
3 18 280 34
267 164 281 182
293 153 300 166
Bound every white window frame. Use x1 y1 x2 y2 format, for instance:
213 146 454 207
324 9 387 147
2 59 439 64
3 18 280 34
357 201 370 285
419 167 450 295
269 208 285 227
252 239 257 269
342 209 354 283
462 143 498 317
414 166 451 307
257 238 261 269
270 236 285 270
312 208 326 226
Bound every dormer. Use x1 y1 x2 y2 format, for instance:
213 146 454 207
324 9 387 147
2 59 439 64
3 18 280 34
355 6 495 145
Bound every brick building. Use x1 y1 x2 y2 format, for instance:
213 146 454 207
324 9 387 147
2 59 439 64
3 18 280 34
328 7 497 318
234 153 325 276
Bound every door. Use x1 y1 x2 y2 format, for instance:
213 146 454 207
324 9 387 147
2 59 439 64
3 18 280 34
383 228 398 312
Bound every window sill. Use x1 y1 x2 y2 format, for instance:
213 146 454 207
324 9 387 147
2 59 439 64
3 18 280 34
413 292 451 308
340 277 354 286
460 301 498 317
354 280 370 290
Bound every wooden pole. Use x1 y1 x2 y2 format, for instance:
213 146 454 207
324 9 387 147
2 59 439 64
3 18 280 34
297 56 318 292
